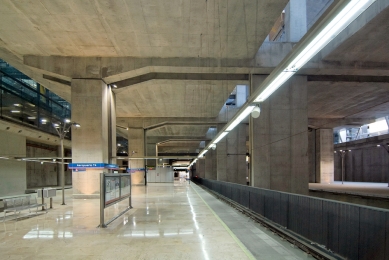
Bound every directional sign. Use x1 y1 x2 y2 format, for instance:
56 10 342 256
69 163 119 169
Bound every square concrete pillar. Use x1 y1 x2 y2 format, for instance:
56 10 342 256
71 79 116 198
285 0 307 42
205 148 217 180
217 124 247 185
252 76 309 195
197 158 206 178
315 129 334 183
128 128 145 185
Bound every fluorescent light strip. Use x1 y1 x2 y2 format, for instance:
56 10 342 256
288 0 374 71
254 0 375 103
226 106 255 131
255 72 294 102
212 132 229 144
198 150 208 158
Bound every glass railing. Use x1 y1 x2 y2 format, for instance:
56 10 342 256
0 62 71 137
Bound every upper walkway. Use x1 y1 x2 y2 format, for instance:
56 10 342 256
1 182 309 259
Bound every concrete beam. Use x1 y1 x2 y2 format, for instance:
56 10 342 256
308 118 376 129
115 73 248 89
117 117 221 129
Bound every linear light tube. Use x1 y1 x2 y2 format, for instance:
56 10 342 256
226 106 255 131
287 0 375 72
212 132 229 144
198 149 208 158
254 0 375 103
254 72 294 102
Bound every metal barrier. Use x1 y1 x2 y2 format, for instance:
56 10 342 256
194 178 389 260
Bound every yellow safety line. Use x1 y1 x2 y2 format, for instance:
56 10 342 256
191 184 255 260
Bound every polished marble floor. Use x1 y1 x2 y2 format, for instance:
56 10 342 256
1 182 310 259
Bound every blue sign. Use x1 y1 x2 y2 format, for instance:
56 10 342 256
69 163 119 169
105 164 119 169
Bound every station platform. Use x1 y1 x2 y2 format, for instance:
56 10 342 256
309 181 389 198
0 182 310 259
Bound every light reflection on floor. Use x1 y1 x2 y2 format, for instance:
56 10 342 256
1 182 312 259
0 182 252 259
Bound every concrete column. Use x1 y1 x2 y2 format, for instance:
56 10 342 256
109 90 117 166
308 129 316 182
128 128 145 185
217 124 247 185
71 79 116 198
249 75 267 187
235 85 248 108
57 145 61 186
197 158 205 178
252 76 308 195
0 131 26 196
315 129 334 183
205 147 217 180
285 0 307 42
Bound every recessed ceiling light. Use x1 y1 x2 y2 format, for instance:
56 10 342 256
11 110 21 113
28 116 36 120
14 104 22 107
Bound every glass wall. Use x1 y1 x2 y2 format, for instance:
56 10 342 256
0 59 71 136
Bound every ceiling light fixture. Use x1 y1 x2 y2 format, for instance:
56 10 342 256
212 132 229 145
251 105 261 118
194 0 375 161
226 105 255 131
199 150 208 157
254 0 375 103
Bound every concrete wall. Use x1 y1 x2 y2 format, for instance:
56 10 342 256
334 144 389 183
26 142 58 188
147 166 174 183
0 130 26 196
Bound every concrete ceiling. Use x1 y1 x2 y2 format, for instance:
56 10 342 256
305 2 389 127
308 81 389 120
1 0 389 157
324 5 389 63
0 0 287 59
148 125 210 137
115 80 240 117
158 140 201 154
